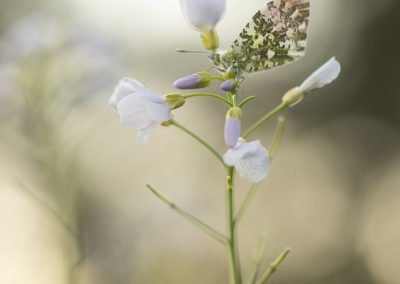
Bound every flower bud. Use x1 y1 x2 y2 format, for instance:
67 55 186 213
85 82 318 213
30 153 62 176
220 80 235 92
173 72 211 89
179 0 226 31
200 28 219 50
282 57 341 107
225 66 236 80
281 87 304 106
224 107 242 148
164 94 186 110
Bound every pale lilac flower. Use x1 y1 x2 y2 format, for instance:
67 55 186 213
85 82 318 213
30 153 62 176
179 0 226 30
109 78 170 143
223 140 269 183
282 57 341 105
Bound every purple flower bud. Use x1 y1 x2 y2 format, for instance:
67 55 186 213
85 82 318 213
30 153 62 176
173 74 199 89
224 118 241 148
173 72 211 89
220 80 234 92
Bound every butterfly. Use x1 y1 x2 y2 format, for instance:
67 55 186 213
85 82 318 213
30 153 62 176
212 0 310 75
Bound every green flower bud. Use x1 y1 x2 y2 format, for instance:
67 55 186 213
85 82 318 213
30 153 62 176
164 94 186 110
200 28 219 51
225 66 236 80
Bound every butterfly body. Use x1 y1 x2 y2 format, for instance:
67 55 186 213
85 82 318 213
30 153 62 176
212 0 310 75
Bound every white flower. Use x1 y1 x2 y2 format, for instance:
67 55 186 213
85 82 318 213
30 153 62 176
109 78 170 143
223 140 269 183
299 57 341 91
282 57 341 105
179 0 226 30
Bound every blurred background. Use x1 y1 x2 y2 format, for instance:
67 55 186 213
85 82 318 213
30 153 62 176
0 0 399 283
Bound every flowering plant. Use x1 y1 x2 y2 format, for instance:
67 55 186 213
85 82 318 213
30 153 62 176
110 0 340 283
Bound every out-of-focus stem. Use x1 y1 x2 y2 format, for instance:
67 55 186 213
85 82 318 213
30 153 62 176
246 237 266 284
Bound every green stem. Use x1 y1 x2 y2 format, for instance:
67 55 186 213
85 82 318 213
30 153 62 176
246 237 266 284
227 167 241 284
183 93 232 106
211 76 225 81
269 116 285 161
235 183 260 224
146 184 227 244
226 91 233 103
238 96 255 108
243 102 288 139
170 120 227 169
255 248 291 284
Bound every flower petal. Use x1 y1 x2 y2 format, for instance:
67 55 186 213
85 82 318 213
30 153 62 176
224 141 257 166
109 77 145 109
145 99 170 123
179 0 226 30
117 94 153 129
224 140 269 183
136 122 159 144
299 57 341 92
136 85 166 104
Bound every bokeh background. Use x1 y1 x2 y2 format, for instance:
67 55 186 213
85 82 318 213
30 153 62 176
0 0 399 283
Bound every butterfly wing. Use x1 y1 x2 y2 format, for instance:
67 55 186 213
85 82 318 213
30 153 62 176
214 0 310 73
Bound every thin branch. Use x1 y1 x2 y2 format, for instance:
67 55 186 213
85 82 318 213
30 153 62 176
146 184 227 244
269 116 285 161
255 248 291 284
211 76 225 81
243 102 288 139
171 120 227 169
239 96 256 108
234 183 260 224
183 93 232 106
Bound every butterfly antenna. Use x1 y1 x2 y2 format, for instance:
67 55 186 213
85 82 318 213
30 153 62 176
176 48 212 54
